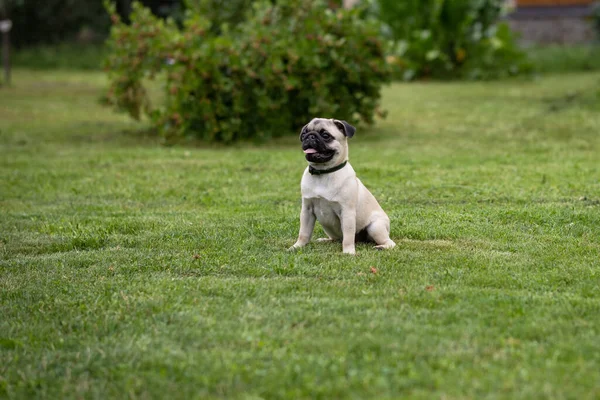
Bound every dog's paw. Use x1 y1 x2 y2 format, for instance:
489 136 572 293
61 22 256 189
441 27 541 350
374 240 396 250
343 247 356 255
316 237 333 243
288 242 307 251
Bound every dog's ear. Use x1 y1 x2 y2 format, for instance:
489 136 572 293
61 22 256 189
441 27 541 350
333 120 356 138
299 124 308 141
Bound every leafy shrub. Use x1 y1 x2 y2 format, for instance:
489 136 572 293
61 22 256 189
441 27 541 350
368 0 531 80
184 0 259 34
104 0 391 142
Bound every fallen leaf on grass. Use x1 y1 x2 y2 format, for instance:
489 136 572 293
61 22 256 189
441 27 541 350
425 285 435 291
370 267 378 274
193 254 201 259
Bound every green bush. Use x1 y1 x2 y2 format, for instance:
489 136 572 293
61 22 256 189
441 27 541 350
368 0 531 80
184 0 259 34
104 0 391 142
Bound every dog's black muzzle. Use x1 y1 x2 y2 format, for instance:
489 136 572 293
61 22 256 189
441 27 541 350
302 131 335 163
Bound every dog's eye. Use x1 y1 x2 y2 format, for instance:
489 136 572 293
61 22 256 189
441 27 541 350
321 132 331 140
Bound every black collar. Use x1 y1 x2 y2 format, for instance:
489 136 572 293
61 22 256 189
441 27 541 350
309 161 348 176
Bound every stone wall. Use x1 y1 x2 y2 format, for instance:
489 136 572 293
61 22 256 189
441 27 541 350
507 5 596 44
508 17 596 44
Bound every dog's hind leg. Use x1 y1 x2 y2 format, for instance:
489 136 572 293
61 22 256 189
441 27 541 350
367 216 396 250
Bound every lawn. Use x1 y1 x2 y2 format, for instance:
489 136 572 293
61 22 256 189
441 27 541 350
1 69 600 399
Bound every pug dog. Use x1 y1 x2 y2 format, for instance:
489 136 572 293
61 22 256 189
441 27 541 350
289 118 396 255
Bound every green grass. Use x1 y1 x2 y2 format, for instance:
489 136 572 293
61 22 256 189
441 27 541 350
527 45 600 74
1 69 600 399
9 43 600 76
11 43 107 71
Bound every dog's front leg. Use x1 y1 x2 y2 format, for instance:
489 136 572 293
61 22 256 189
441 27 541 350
289 200 316 251
340 207 357 255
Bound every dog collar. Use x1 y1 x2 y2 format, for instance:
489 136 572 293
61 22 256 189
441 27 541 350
309 161 348 176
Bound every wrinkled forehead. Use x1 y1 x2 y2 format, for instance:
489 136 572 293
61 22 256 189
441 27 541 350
307 118 337 133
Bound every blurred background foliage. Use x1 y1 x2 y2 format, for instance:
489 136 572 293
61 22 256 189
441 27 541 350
1 0 598 75
1 0 599 141
2 0 599 76
366 0 532 80
0 0 181 48
0 0 110 48
103 0 390 142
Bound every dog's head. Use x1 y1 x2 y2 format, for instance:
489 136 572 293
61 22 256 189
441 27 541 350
299 118 356 167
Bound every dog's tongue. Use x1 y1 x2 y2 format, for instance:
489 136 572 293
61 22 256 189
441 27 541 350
303 148 317 154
